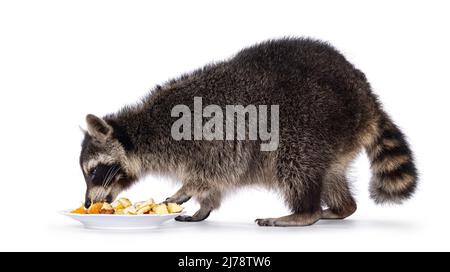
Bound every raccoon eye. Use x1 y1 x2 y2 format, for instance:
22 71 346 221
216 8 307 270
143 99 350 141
90 168 97 178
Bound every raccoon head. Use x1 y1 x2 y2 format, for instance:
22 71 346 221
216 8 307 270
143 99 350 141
79 114 139 208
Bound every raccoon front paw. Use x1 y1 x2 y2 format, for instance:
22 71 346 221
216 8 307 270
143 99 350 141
255 218 276 226
175 215 203 222
175 209 211 222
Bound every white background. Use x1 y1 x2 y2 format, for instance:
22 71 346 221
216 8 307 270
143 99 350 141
0 0 449 252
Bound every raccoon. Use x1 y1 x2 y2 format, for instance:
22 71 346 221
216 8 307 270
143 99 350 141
79 38 418 226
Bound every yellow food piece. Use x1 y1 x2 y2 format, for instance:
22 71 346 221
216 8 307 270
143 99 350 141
112 197 132 212
136 205 151 214
152 204 169 214
118 198 132 208
87 202 103 214
112 202 124 210
70 205 86 214
115 209 126 215
102 202 113 209
167 203 184 213
122 206 137 215
135 199 155 210
100 203 114 214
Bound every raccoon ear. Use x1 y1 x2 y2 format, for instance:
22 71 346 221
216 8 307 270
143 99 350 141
79 125 87 134
86 114 112 139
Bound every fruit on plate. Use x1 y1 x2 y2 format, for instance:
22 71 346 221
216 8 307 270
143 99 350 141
136 205 152 214
152 204 169 214
100 203 114 214
112 198 132 211
70 205 86 214
114 209 126 215
135 199 155 210
70 198 183 215
167 203 184 213
87 202 103 214
122 206 137 215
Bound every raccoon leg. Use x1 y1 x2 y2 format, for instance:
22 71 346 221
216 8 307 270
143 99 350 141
321 172 357 219
175 189 221 222
255 170 323 227
165 185 192 205
320 156 357 219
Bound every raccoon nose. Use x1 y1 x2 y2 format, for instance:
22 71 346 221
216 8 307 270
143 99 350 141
84 199 92 209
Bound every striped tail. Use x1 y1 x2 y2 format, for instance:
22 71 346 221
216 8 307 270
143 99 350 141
365 111 418 204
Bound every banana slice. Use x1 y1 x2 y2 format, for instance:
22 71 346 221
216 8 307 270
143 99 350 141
115 209 126 215
135 199 155 210
136 205 151 214
111 201 123 210
112 198 132 211
167 203 184 213
122 206 137 215
152 204 169 214
118 198 132 208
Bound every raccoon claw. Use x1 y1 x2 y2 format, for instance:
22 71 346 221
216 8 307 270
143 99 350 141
163 198 175 204
164 196 191 205
255 218 275 226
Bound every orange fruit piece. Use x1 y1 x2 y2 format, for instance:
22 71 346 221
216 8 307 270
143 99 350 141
87 202 103 214
100 208 114 214
70 205 86 214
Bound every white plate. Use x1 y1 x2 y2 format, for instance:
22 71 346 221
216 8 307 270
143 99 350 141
60 210 185 230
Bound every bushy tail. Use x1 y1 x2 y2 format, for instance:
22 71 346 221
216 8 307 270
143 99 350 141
365 111 418 204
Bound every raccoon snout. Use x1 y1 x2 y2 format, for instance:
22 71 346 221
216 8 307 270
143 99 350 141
85 194 113 208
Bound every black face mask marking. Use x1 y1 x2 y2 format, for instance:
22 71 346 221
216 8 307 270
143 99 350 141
90 163 121 186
